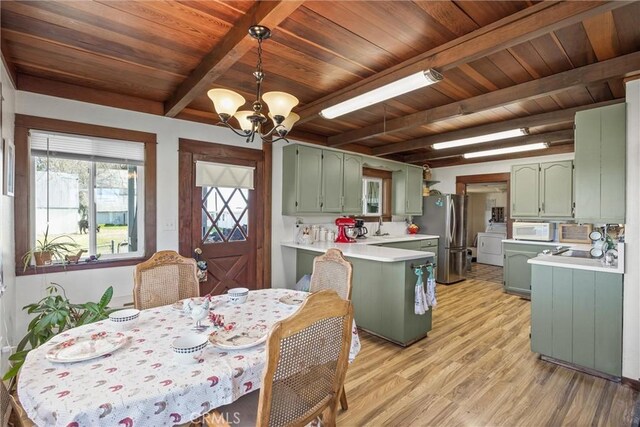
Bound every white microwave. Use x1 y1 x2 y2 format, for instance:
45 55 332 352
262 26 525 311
512 222 556 241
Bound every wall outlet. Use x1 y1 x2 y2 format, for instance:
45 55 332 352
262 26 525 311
163 220 176 231
1 346 15 354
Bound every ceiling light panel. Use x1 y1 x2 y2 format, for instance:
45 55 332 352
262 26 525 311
320 69 443 119
432 128 528 150
463 142 549 159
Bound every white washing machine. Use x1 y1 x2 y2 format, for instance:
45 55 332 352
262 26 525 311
477 223 507 266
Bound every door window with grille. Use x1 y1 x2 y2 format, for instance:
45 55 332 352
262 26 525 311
201 187 249 243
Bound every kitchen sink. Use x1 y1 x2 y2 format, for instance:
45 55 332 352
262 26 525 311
557 250 596 259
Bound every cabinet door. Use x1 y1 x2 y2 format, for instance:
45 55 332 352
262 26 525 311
511 164 539 217
531 265 553 355
296 145 323 213
343 154 363 214
599 103 626 222
321 150 344 213
574 108 602 221
540 161 573 217
406 165 424 215
504 250 536 295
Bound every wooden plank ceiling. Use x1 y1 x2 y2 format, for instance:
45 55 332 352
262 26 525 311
2 0 640 166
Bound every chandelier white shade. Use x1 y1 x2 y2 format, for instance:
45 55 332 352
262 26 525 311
207 89 246 118
433 128 529 150
320 69 443 119
207 26 299 143
463 142 548 159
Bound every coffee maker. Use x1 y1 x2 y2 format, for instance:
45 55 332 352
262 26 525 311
354 219 368 238
335 217 357 243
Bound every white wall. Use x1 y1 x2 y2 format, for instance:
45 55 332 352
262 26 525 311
1 63 16 374
624 80 640 381
13 91 263 339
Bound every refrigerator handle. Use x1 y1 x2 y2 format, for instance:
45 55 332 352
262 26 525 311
450 198 457 245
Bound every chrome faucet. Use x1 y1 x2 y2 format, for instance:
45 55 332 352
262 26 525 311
374 216 389 236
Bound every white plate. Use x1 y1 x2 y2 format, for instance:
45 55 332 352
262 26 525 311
46 332 128 363
278 294 306 306
208 324 268 350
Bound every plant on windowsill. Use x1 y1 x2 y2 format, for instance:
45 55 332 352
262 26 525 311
2 283 114 383
22 225 80 271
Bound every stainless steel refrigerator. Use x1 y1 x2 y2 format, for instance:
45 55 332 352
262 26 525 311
414 194 468 284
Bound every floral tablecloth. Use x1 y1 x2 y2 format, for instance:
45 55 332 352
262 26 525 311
18 289 361 427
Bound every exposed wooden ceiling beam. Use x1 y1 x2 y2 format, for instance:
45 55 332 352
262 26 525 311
373 99 622 156
296 0 630 124
328 50 640 147
164 0 304 118
427 143 574 168
405 129 574 164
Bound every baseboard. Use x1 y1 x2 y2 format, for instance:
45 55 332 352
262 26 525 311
540 355 621 382
623 376 640 391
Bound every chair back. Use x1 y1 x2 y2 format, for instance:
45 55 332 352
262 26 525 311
309 249 353 300
2 379 35 427
256 290 353 427
133 250 200 310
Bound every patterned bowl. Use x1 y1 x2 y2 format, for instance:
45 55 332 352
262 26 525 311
228 288 249 305
108 309 140 331
171 335 208 365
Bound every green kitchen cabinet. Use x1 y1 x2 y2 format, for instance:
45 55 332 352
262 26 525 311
503 242 553 297
393 165 423 216
282 144 323 214
321 150 344 213
540 161 573 218
511 163 540 217
530 264 622 377
296 249 433 346
376 239 438 270
342 154 363 214
574 103 626 223
511 160 574 219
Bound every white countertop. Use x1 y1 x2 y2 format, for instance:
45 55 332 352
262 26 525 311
527 244 625 274
281 234 438 262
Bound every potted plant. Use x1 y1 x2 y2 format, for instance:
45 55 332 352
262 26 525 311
3 283 114 382
22 225 79 270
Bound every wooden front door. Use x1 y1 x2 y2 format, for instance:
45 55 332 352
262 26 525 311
178 139 270 295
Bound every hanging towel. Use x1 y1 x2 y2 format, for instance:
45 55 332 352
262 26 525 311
414 267 429 315
425 265 437 308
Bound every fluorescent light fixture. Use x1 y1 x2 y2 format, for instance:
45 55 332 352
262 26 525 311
463 143 548 159
433 128 528 150
320 69 443 119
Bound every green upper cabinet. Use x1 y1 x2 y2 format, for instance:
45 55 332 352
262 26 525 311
511 163 539 217
342 154 363 214
540 160 573 218
393 165 423 216
511 161 574 219
574 103 626 223
282 144 323 214
321 150 344 213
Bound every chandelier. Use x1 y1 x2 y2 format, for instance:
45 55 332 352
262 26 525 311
207 25 300 144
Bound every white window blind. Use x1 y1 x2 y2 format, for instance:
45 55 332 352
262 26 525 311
30 130 145 164
195 161 255 189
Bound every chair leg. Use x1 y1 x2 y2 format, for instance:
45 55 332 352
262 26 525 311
339 385 348 410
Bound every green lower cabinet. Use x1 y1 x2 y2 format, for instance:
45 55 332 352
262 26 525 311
296 249 433 346
530 264 622 377
503 243 555 297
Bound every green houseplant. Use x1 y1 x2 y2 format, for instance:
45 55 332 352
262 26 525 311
3 283 114 381
22 225 79 270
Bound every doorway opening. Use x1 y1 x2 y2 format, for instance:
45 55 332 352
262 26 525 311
456 173 510 282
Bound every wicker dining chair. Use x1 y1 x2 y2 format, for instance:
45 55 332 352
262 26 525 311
2 379 35 427
309 248 353 410
309 248 353 300
133 250 200 310
205 290 354 427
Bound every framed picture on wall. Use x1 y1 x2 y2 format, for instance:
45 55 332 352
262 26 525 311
3 138 15 197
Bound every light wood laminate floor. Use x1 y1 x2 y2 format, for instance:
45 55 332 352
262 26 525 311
339 279 637 426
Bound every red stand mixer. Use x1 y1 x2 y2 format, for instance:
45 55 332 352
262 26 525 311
335 217 357 243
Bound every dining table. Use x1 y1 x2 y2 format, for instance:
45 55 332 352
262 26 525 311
18 288 361 427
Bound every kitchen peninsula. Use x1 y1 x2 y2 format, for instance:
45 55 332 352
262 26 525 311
282 235 438 346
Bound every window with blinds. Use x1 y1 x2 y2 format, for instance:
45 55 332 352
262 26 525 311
29 130 145 264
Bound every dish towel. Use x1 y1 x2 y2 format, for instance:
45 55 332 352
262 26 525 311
414 267 429 315
425 265 437 308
